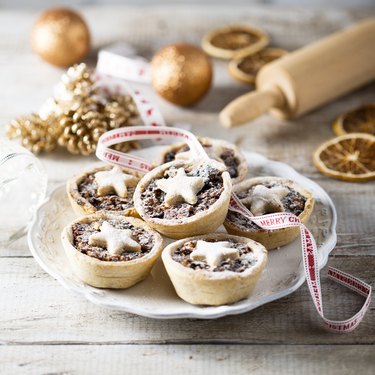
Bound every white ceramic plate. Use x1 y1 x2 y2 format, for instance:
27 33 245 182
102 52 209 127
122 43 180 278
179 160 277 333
28 148 337 319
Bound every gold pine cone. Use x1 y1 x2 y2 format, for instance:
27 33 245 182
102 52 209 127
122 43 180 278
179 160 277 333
58 107 108 155
57 93 139 155
6 114 60 154
59 63 97 100
104 94 138 128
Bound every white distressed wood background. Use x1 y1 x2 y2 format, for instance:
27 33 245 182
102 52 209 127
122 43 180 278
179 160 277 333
0 5 374 375
1 0 374 9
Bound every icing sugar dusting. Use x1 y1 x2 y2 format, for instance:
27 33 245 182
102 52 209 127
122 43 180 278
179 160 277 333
156 167 205 206
242 184 289 216
190 240 240 268
94 166 138 198
88 221 141 255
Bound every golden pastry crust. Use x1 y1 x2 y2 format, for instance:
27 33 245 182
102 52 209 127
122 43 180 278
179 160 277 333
153 136 248 184
224 177 314 249
67 164 142 217
61 213 163 289
134 159 232 239
162 233 267 305
202 25 269 60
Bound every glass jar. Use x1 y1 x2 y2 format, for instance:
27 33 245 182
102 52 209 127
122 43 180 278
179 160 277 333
0 139 48 246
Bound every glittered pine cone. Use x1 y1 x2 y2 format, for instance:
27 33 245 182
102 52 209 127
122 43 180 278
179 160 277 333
104 94 138 128
56 65 140 155
6 113 60 154
59 63 97 99
6 63 141 156
105 95 140 153
57 106 109 155
57 94 140 156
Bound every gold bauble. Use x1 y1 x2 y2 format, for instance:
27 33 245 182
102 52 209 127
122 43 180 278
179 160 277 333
151 43 212 106
31 8 90 67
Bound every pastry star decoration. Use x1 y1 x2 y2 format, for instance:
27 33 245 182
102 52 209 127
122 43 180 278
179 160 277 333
176 143 224 162
156 168 205 206
88 221 141 256
242 184 289 216
94 166 138 198
190 240 240 268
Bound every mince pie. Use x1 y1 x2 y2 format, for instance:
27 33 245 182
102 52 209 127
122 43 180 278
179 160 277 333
67 165 142 216
61 213 163 288
134 159 232 239
224 176 314 249
162 233 267 305
154 137 248 184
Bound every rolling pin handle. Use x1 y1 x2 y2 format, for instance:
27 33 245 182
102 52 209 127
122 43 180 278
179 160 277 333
219 87 284 128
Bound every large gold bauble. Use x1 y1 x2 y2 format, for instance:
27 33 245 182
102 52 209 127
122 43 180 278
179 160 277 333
31 8 90 67
151 43 212 106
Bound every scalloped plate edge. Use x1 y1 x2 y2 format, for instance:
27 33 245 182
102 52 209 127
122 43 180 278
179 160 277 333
27 151 337 319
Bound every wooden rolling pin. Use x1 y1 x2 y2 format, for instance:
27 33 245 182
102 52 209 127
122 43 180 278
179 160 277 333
220 18 375 127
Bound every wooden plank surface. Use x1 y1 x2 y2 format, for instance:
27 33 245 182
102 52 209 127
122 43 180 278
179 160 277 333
0 256 373 344
0 5 374 375
1 345 374 375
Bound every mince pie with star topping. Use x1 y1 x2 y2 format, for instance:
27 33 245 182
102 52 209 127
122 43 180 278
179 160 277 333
154 137 248 184
61 213 163 288
134 159 232 239
162 233 267 305
67 165 142 216
224 176 314 249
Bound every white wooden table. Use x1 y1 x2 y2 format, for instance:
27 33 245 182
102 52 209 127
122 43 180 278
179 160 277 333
1 5 374 374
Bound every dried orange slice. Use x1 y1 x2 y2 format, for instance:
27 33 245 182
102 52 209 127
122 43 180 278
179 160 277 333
313 133 375 182
202 25 269 60
229 48 288 84
333 104 375 136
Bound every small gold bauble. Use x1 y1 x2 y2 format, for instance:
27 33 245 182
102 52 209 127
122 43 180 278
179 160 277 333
31 8 90 67
151 43 212 106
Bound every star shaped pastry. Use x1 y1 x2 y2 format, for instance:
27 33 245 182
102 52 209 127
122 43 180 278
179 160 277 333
94 166 138 198
176 143 225 162
88 221 141 255
242 184 289 216
190 240 240 268
156 168 205 206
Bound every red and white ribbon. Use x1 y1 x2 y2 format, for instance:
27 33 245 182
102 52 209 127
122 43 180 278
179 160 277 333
97 44 152 84
94 45 371 331
96 125 372 332
93 72 165 129
96 126 209 173
229 195 372 332
95 43 163 129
